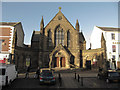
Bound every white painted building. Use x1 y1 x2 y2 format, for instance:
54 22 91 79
0 22 24 64
90 26 120 69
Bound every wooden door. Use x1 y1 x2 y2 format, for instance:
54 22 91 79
56 57 59 67
62 57 65 67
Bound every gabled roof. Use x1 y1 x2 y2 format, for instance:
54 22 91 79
97 26 120 32
45 10 76 30
0 22 21 26
50 44 71 57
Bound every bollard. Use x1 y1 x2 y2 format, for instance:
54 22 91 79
75 72 76 79
78 74 79 82
81 77 83 86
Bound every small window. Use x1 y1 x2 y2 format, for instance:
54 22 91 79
111 33 115 40
0 39 5 52
58 16 62 20
112 45 116 52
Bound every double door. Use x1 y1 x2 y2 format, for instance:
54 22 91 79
55 57 65 67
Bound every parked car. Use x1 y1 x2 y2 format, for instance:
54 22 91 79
97 70 120 83
0 64 18 86
39 69 56 85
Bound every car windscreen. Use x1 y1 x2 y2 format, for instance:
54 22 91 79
41 71 53 77
0 68 6 75
108 72 119 77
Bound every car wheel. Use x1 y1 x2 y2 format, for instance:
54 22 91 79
106 79 109 83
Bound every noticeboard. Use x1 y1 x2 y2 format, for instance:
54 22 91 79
26 58 30 67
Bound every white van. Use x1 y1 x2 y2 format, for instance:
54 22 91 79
0 64 17 86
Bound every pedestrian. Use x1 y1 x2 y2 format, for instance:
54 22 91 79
36 67 40 79
25 66 30 78
58 73 62 86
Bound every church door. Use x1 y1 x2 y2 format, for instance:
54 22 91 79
62 57 65 67
56 57 59 67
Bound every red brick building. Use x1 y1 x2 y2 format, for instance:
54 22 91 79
0 22 24 64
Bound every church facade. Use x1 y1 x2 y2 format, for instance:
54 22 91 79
31 8 86 69
1 8 107 72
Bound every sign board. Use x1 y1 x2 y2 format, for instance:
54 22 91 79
26 58 30 67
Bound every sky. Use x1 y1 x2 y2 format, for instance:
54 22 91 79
1 2 118 49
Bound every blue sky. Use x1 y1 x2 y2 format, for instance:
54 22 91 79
2 2 118 49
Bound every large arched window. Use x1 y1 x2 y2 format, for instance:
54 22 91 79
55 25 64 46
67 31 70 47
48 30 52 47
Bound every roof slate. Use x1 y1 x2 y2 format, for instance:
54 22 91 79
97 26 120 32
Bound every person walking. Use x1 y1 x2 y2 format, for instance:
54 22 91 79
58 73 62 86
36 67 40 79
25 66 30 78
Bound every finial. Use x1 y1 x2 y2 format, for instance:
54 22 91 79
59 7 61 11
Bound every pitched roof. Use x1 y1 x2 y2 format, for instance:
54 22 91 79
0 22 20 26
31 31 40 41
45 10 75 30
97 26 120 32
49 44 71 57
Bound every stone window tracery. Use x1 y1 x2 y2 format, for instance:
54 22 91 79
55 25 64 46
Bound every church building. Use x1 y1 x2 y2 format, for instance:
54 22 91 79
31 7 86 69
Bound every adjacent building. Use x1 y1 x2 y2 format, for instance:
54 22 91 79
90 26 120 69
0 22 24 64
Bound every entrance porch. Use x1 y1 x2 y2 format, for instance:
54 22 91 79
49 44 71 69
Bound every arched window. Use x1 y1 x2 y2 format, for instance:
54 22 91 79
67 31 70 47
48 30 52 47
55 25 64 46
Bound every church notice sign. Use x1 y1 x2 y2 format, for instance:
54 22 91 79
26 58 30 67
